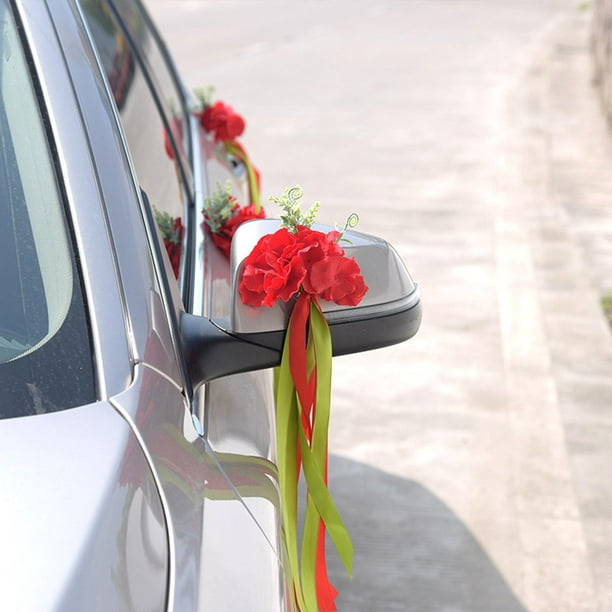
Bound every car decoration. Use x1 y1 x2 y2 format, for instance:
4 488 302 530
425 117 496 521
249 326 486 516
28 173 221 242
239 186 366 611
202 181 266 258
195 87 262 213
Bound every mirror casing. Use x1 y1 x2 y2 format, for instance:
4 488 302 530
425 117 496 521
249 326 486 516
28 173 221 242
230 219 420 334
182 220 421 387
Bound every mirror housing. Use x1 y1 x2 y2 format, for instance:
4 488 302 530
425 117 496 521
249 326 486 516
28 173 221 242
182 220 421 387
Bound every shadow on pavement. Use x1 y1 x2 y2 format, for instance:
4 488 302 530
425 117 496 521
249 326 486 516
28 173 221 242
326 455 527 612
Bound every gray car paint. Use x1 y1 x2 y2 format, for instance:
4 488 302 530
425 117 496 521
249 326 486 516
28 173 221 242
0 399 168 611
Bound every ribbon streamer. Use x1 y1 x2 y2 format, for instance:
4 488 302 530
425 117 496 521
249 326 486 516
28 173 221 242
224 140 261 214
275 292 353 612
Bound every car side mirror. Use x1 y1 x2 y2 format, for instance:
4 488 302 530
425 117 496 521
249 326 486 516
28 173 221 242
182 220 421 388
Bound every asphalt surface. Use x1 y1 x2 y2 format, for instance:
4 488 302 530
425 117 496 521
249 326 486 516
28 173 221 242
145 1 612 610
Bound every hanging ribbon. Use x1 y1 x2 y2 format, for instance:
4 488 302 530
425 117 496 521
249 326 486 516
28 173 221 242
224 140 262 214
275 292 353 612
238 187 368 609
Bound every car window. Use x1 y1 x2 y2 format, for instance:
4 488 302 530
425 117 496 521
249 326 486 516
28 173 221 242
109 0 192 165
79 0 191 285
0 0 95 418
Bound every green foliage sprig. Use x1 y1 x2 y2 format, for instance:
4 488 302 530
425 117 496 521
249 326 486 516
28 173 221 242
202 181 237 233
194 86 215 111
270 186 320 233
153 205 181 244
270 185 361 241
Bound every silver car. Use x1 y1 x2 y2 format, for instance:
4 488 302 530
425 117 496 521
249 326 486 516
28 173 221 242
0 0 421 610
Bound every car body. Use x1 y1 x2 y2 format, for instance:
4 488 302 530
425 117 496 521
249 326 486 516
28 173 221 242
0 0 420 610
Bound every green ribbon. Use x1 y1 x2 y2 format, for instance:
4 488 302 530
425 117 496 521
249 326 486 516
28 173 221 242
275 295 353 611
224 140 261 214
275 324 306 611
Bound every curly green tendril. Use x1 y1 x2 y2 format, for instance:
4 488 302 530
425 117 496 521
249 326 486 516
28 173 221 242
271 185 360 240
271 185 320 233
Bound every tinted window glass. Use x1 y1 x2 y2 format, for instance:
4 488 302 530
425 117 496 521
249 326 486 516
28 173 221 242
0 1 95 417
110 0 191 166
79 0 189 280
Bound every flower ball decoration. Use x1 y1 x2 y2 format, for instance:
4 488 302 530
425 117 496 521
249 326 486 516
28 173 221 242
157 87 263 267
202 181 265 258
239 186 367 612
153 206 183 278
195 87 261 213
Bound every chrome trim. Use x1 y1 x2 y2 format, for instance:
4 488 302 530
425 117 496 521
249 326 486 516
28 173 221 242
189 111 208 318
185 110 209 427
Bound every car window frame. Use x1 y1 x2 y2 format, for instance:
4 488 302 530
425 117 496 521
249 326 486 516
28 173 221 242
115 0 202 310
80 0 198 308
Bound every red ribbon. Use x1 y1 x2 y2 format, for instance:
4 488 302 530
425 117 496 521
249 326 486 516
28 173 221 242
288 292 338 611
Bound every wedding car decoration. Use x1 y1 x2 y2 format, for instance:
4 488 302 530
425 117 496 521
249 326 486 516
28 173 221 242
202 181 265 258
153 206 183 278
194 87 261 212
162 116 183 161
158 88 264 266
239 186 367 612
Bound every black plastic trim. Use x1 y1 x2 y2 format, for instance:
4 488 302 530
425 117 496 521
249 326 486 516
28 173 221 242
182 299 422 387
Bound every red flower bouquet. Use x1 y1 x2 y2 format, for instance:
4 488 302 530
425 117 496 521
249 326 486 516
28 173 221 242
194 87 261 212
162 116 184 161
153 207 183 278
202 182 265 258
238 186 367 612
199 100 245 143
239 226 367 308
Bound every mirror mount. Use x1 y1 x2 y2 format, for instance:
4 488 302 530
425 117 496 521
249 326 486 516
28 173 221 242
181 314 282 388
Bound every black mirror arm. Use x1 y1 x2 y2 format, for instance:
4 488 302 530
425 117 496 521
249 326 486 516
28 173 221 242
181 296 421 389
181 313 283 388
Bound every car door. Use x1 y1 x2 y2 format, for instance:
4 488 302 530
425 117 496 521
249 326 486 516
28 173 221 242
75 1 289 611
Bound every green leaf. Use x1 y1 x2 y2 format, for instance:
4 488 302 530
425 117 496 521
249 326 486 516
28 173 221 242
269 185 321 233
202 181 237 233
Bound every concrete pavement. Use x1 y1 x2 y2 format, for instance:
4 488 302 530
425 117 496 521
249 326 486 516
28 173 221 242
145 1 612 610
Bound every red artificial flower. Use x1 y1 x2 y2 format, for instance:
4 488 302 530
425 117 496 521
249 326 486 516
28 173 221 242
162 118 185 160
207 203 266 258
200 101 245 142
308 255 368 306
239 226 368 308
294 227 344 292
164 217 183 278
163 128 174 160
240 228 305 307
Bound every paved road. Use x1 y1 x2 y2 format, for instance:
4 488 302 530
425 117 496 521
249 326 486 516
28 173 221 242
145 1 612 610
